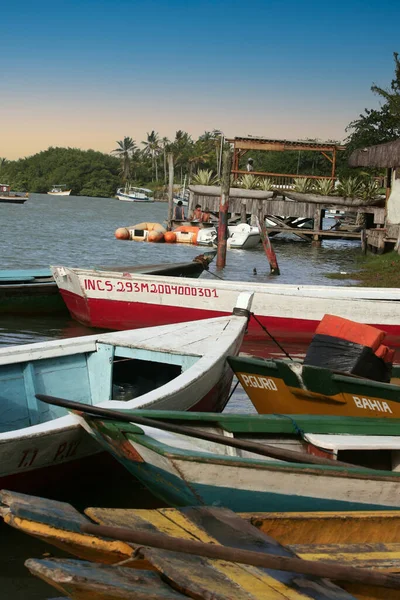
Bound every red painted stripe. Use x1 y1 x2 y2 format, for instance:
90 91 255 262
59 289 400 349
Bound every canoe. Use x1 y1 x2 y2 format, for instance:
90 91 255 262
228 354 400 419
51 266 400 348
0 254 215 315
0 296 251 494
2 491 400 600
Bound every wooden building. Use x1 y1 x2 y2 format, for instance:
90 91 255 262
227 136 346 186
349 140 400 251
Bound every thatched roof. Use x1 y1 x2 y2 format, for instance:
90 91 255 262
226 136 345 151
349 139 400 168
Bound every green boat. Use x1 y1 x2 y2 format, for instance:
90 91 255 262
36 397 400 513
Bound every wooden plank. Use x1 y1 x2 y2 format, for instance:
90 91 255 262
289 542 400 571
248 511 400 546
86 506 356 599
265 228 362 239
0 490 133 564
25 559 185 600
265 215 311 241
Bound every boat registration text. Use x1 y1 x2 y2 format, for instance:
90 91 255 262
84 279 219 297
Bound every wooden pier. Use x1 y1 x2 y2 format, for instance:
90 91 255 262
188 184 385 247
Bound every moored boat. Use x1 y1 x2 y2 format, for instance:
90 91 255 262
228 314 400 418
0 183 29 204
0 268 66 315
40 400 400 513
47 184 71 196
0 255 214 315
0 297 251 493
116 186 154 202
4 492 395 600
51 266 400 348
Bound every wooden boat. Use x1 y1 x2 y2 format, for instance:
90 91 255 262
0 297 251 493
0 268 66 315
116 186 154 202
47 184 71 196
0 183 28 204
34 398 400 513
228 354 400 419
0 255 214 316
2 491 400 599
51 266 400 348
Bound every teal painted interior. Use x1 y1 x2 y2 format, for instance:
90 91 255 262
0 343 196 434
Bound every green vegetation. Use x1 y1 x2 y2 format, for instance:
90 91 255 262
1 147 120 197
326 252 400 287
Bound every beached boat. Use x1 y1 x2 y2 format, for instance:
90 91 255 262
0 183 29 204
116 186 154 202
0 298 251 493
0 268 66 315
4 493 395 600
39 400 400 513
0 256 214 316
51 266 400 347
47 184 71 196
228 354 400 419
228 314 400 418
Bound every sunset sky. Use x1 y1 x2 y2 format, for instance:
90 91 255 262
2 0 399 160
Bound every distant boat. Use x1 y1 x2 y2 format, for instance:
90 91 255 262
0 183 28 204
48 185 71 196
116 187 154 202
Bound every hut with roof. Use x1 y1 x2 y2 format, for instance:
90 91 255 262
349 139 400 252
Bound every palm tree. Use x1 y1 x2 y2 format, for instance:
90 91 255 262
161 137 170 184
112 137 137 190
142 131 161 181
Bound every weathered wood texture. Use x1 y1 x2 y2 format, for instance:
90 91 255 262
85 505 358 599
349 140 400 168
190 195 384 223
26 559 185 600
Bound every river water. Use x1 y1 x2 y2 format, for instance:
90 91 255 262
1 194 361 597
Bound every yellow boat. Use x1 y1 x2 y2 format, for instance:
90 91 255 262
2 490 400 599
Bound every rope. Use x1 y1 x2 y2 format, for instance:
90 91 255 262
250 313 293 360
272 413 336 456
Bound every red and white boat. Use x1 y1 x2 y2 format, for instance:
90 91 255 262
52 265 400 349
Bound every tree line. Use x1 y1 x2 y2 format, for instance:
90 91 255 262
1 52 399 197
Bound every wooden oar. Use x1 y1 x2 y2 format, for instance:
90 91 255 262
81 521 400 590
36 394 363 469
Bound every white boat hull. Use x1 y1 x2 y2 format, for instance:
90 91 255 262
0 310 250 491
52 265 400 348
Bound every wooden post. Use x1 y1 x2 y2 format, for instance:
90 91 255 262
216 150 232 268
256 215 280 275
187 190 194 221
240 200 247 223
361 227 367 254
167 153 174 230
312 207 322 246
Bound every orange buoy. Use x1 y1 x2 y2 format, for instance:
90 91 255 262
115 227 130 240
164 231 177 243
148 230 164 243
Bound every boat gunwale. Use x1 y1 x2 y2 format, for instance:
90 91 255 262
96 425 400 482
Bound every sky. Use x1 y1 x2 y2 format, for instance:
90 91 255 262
2 0 400 160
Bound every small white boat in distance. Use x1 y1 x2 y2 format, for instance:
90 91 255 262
48 185 71 196
116 187 154 202
196 223 260 249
